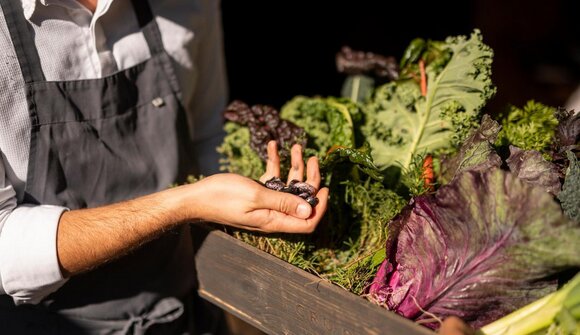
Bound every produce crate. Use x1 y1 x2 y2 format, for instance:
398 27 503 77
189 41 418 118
192 224 434 335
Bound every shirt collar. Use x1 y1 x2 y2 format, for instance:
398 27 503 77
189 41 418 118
23 0 68 20
22 0 39 19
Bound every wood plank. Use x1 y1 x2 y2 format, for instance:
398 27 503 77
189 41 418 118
192 225 434 335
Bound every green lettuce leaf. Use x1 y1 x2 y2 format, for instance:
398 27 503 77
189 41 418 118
364 30 495 170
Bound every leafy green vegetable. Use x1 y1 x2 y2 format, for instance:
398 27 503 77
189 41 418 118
217 122 264 180
217 32 579 330
399 38 426 69
506 146 562 196
232 230 316 270
559 151 580 222
280 96 363 157
400 152 434 197
320 143 383 181
364 30 495 170
343 178 406 251
554 108 580 154
341 75 375 103
479 272 580 335
497 101 558 154
440 114 502 184
369 168 580 329
327 249 386 295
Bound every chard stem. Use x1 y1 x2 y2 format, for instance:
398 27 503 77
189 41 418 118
351 75 361 102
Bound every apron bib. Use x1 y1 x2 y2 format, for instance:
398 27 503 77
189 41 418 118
0 0 197 333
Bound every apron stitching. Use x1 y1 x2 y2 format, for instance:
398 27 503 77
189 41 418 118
31 92 177 126
25 58 151 86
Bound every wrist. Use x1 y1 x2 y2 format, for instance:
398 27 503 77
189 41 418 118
164 183 206 224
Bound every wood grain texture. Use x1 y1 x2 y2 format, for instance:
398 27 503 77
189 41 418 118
192 224 434 335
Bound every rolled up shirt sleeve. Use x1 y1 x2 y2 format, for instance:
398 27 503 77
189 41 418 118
0 154 68 305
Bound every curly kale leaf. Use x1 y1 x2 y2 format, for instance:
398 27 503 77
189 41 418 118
341 75 376 104
497 100 559 154
364 30 496 171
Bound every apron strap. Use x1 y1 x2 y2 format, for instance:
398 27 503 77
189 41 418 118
131 0 166 57
0 0 46 83
131 0 181 95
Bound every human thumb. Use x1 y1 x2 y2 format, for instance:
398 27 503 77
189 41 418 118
261 190 312 219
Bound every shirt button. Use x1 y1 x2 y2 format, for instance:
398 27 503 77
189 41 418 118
152 97 165 107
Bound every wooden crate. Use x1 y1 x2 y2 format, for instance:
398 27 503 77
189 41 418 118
192 224 434 335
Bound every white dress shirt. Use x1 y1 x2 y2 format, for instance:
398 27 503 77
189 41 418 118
0 0 227 304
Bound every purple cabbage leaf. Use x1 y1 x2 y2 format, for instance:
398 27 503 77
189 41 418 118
439 114 502 184
368 168 580 329
554 108 580 154
506 146 562 196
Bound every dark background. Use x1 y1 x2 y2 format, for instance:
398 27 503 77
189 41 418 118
221 0 580 114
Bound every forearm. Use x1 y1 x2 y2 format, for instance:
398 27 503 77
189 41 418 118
57 186 193 277
56 170 328 277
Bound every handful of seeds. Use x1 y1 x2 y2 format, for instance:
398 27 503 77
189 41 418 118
262 177 319 207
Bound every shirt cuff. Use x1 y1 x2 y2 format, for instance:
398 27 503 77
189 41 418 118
0 205 69 305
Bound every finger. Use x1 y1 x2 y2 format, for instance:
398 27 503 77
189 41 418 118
287 144 304 183
256 188 312 219
266 187 329 233
259 141 280 183
307 187 328 224
438 317 474 335
305 156 321 190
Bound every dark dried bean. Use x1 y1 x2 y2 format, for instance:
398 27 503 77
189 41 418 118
306 197 319 207
261 177 319 207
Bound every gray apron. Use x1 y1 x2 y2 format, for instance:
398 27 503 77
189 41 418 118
0 0 197 333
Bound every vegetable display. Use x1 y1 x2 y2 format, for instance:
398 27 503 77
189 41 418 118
363 31 495 170
216 29 580 333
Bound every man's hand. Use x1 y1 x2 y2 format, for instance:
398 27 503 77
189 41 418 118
57 141 327 276
187 141 329 233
